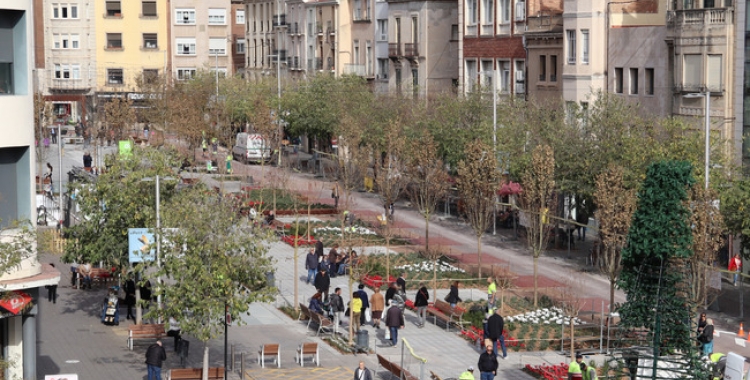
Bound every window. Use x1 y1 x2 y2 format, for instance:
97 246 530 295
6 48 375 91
236 39 246 54
465 60 477 92
411 17 418 43
107 68 123 85
176 68 197 80
143 33 157 49
412 68 419 97
614 67 623 93
53 34 79 49
106 1 122 17
482 0 494 25
515 0 525 20
176 9 196 24
143 69 158 84
567 30 576 64
236 9 245 24
208 9 227 25
209 38 227 55
366 41 372 76
377 19 388 40
106 33 122 49
515 60 524 93
451 24 459 40
683 54 701 88
354 0 362 20
499 60 511 93
581 29 589 64
378 58 389 79
354 40 360 64
500 0 510 23
629 68 638 94
467 0 477 25
52 3 78 19
539 55 546 81
707 55 722 91
550 55 557 81
142 1 157 17
481 60 493 89
645 68 654 95
210 68 228 77
176 38 196 55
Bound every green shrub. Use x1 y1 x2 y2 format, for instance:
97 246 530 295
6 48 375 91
538 340 550 351
507 322 517 331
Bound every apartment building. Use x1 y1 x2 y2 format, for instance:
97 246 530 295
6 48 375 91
286 0 306 78
739 0 749 169
96 0 170 92
244 0 286 80
608 0 670 116
386 0 458 97
171 0 233 80
459 0 527 95
374 0 389 92
560 0 605 107
232 3 247 75
523 1 563 104
34 0 97 124
344 0 375 80
1 2 61 380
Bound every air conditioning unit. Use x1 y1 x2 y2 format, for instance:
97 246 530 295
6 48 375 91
515 83 525 94
515 70 524 82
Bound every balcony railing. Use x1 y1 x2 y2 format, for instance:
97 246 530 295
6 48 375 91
667 8 733 26
404 43 418 57
290 22 299 34
388 43 401 57
344 64 366 76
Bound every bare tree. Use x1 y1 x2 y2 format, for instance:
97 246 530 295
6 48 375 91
593 165 636 316
103 96 137 142
456 139 498 278
406 130 450 252
518 144 556 307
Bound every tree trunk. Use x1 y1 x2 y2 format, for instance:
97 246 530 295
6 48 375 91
293 216 300 312
433 257 438 302
477 235 483 278
533 255 539 308
425 213 430 252
202 342 210 380
609 279 615 326
386 233 391 283
569 317 575 362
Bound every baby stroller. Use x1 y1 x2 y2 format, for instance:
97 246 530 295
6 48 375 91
101 286 120 325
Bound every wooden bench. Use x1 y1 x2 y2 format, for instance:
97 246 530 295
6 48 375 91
298 303 312 321
127 323 165 350
295 342 319 367
168 367 224 380
377 354 418 380
77 267 116 288
426 300 466 332
308 310 334 336
257 343 280 368
62 136 84 145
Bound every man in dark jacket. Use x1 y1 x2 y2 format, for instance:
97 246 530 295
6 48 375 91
414 283 429 327
397 272 407 295
330 287 346 333
357 284 370 326
384 304 404 346
305 249 318 284
314 239 324 259
486 308 507 359
314 268 331 301
145 340 167 380
477 343 498 380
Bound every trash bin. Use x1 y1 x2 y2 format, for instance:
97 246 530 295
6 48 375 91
356 329 369 349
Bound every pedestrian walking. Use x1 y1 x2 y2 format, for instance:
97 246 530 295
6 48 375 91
332 182 340 209
329 244 340 277
486 308 507 359
397 272 407 295
314 268 330 301
384 301 404 346
568 353 583 380
145 340 167 380
414 283 429 327
305 249 318 284
330 287 346 334
45 263 58 303
315 239 324 259
50 127 57 144
354 361 372 380
83 151 92 169
370 287 385 329
581 362 597 380
351 292 363 332
225 153 232 174
125 275 136 321
698 318 715 355
487 277 497 314
357 284 370 326
477 343 498 380
459 366 475 380
446 281 461 308
729 253 742 286
166 316 182 351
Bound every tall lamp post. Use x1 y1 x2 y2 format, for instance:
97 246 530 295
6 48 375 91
684 91 710 190
141 175 175 323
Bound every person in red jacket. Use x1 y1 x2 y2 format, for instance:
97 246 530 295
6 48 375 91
729 254 742 286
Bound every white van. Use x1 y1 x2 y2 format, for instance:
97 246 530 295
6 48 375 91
232 133 272 163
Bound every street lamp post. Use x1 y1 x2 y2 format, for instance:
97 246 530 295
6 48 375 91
685 91 710 189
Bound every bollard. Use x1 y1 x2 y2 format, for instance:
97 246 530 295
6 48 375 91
240 352 245 377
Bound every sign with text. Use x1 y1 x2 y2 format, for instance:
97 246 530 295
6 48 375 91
128 228 155 263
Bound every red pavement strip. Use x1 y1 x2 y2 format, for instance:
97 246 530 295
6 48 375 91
513 275 565 288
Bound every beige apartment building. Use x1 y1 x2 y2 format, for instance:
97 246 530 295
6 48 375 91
561 0 606 106
243 0 289 80
523 4 563 105
171 0 233 80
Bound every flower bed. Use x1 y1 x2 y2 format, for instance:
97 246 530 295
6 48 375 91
460 327 524 349
394 260 466 273
314 226 377 236
360 274 396 289
524 363 569 380
506 307 581 325
281 235 317 247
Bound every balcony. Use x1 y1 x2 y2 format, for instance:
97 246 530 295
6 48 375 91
344 64 366 76
290 56 300 70
388 43 401 58
667 8 733 26
316 22 323 34
403 43 418 57
524 14 563 34
290 22 299 35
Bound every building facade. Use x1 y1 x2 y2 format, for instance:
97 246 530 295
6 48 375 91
523 6 563 104
171 0 233 80
232 3 247 75
1 2 61 379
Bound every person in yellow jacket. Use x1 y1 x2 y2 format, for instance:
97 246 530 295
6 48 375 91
568 353 583 380
225 154 232 174
459 366 475 380
580 362 597 380
351 292 363 333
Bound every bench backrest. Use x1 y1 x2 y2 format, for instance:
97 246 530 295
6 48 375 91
377 354 416 380
300 342 317 354
299 303 311 317
170 367 224 379
129 324 165 333
434 300 465 317
262 344 279 355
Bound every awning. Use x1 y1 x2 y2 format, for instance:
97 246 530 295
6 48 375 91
0 291 33 315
